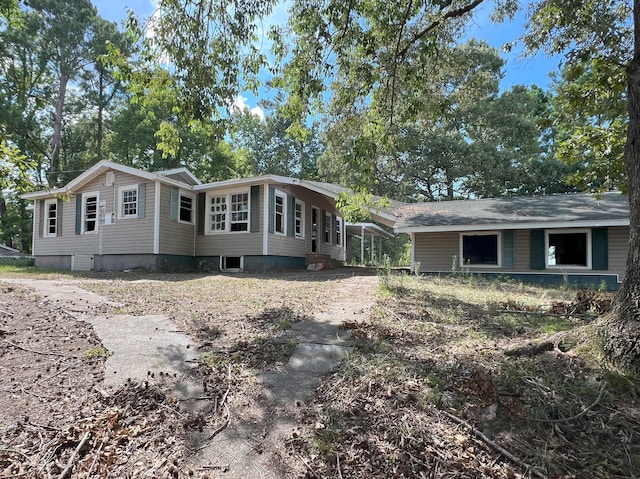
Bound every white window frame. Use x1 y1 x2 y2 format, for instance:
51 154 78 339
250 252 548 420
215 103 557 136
294 199 305 239
335 216 343 246
545 228 592 269
207 190 250 234
324 211 332 243
82 192 99 234
118 185 138 219
178 191 194 224
459 231 501 268
230 192 249 232
274 190 286 235
43 199 58 238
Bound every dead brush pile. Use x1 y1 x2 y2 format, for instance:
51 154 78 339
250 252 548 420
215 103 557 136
292 274 640 478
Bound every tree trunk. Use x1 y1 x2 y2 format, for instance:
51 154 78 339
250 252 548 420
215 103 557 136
49 72 69 186
602 0 640 375
97 69 104 160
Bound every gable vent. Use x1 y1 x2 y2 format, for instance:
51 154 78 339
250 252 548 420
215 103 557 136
105 172 115 186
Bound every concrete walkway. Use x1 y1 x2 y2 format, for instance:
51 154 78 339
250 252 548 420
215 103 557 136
194 274 377 478
1 273 378 477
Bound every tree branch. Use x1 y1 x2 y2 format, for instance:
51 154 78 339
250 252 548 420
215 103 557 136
397 0 486 59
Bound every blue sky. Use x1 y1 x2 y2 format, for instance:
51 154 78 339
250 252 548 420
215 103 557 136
92 0 561 113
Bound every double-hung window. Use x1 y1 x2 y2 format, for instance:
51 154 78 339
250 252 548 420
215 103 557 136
179 193 194 223
83 193 98 234
44 199 58 237
230 193 249 231
324 211 331 243
460 232 500 267
274 191 286 235
119 185 138 218
294 200 304 238
335 217 343 246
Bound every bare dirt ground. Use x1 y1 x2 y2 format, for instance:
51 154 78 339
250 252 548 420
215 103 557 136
0 269 372 478
1 268 639 478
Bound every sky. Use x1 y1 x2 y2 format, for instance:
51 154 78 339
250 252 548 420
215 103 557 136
91 0 562 116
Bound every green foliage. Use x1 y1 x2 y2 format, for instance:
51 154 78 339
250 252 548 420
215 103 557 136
335 191 390 223
523 0 632 195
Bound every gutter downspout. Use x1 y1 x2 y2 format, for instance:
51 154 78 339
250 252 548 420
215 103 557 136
410 232 415 273
263 183 269 255
153 180 160 254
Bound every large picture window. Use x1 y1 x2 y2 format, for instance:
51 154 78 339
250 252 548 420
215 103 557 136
460 232 500 266
546 230 590 268
208 191 250 233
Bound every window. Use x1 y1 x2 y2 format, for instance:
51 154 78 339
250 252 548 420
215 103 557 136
230 193 249 231
119 185 138 218
546 230 590 268
274 191 286 235
295 200 304 238
83 193 98 233
179 193 193 223
460 232 500 266
209 195 227 232
44 199 57 237
335 216 342 246
324 211 331 243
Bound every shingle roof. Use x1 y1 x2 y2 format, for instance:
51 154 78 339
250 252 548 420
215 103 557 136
394 192 629 232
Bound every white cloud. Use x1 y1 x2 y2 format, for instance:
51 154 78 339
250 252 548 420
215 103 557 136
231 95 265 120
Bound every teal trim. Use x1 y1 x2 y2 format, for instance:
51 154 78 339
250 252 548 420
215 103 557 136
197 193 205 235
268 187 275 234
75 193 82 235
287 195 295 237
530 229 545 270
592 228 608 270
137 183 146 218
169 187 179 221
56 199 63 237
250 185 260 233
502 230 514 268
38 199 44 238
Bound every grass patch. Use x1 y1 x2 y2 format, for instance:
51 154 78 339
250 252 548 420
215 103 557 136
294 273 636 478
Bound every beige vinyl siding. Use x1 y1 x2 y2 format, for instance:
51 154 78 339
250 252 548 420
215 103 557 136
415 226 630 278
32 171 154 256
287 185 345 261
158 184 196 256
98 172 154 254
195 185 263 256
413 232 458 272
604 226 628 279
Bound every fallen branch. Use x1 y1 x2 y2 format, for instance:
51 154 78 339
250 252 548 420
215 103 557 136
533 383 607 424
504 332 571 357
2 339 76 358
442 411 546 479
58 431 91 479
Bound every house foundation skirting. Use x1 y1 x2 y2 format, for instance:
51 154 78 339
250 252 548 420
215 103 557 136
196 255 306 273
418 271 621 290
35 254 313 273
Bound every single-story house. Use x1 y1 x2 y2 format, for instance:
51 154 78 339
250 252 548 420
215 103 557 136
21 160 397 272
394 192 629 289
